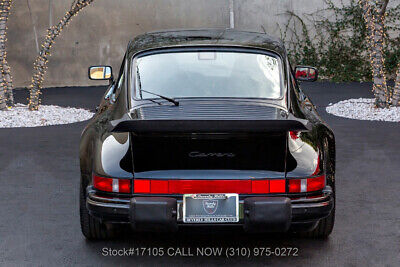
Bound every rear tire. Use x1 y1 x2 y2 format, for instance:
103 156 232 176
79 184 115 240
301 206 335 238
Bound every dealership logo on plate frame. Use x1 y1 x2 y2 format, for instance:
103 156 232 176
202 199 218 214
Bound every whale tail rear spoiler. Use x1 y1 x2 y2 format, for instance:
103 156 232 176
110 118 311 134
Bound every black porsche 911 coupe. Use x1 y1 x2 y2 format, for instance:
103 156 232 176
79 29 335 240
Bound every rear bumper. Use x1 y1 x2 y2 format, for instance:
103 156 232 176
86 186 334 232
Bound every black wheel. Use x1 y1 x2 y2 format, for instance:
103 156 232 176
301 205 335 238
79 184 115 240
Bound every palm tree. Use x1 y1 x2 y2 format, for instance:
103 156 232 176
359 0 400 107
0 0 13 111
28 0 94 110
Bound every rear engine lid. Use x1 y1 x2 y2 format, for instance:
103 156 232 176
131 132 292 173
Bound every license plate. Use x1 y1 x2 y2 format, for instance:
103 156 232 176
183 193 239 223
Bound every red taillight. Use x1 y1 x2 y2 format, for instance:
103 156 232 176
93 175 324 194
93 175 131 193
119 179 131 193
307 176 325 192
289 175 325 193
93 175 113 192
288 179 301 193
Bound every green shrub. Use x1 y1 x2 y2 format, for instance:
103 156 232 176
280 0 400 82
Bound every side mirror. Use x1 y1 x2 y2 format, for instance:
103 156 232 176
88 66 113 81
294 66 318 82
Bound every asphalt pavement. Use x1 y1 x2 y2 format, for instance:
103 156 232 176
0 83 399 266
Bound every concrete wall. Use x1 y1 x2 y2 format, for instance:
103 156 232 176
6 0 395 88
9 0 229 87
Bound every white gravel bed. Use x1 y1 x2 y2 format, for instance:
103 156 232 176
0 104 94 128
326 98 400 122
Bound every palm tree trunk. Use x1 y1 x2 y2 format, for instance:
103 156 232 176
0 72 6 110
392 63 400 106
359 0 389 108
3 58 13 106
28 0 94 110
0 0 12 110
1 0 13 107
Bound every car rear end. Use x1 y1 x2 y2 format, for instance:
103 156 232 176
86 120 334 233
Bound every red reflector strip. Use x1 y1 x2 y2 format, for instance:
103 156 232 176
269 179 286 193
169 180 252 194
134 179 150 193
133 179 286 194
251 180 269 194
151 180 169 194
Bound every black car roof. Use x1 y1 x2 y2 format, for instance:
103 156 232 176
127 28 287 56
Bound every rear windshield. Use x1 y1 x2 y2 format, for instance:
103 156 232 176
131 50 283 100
